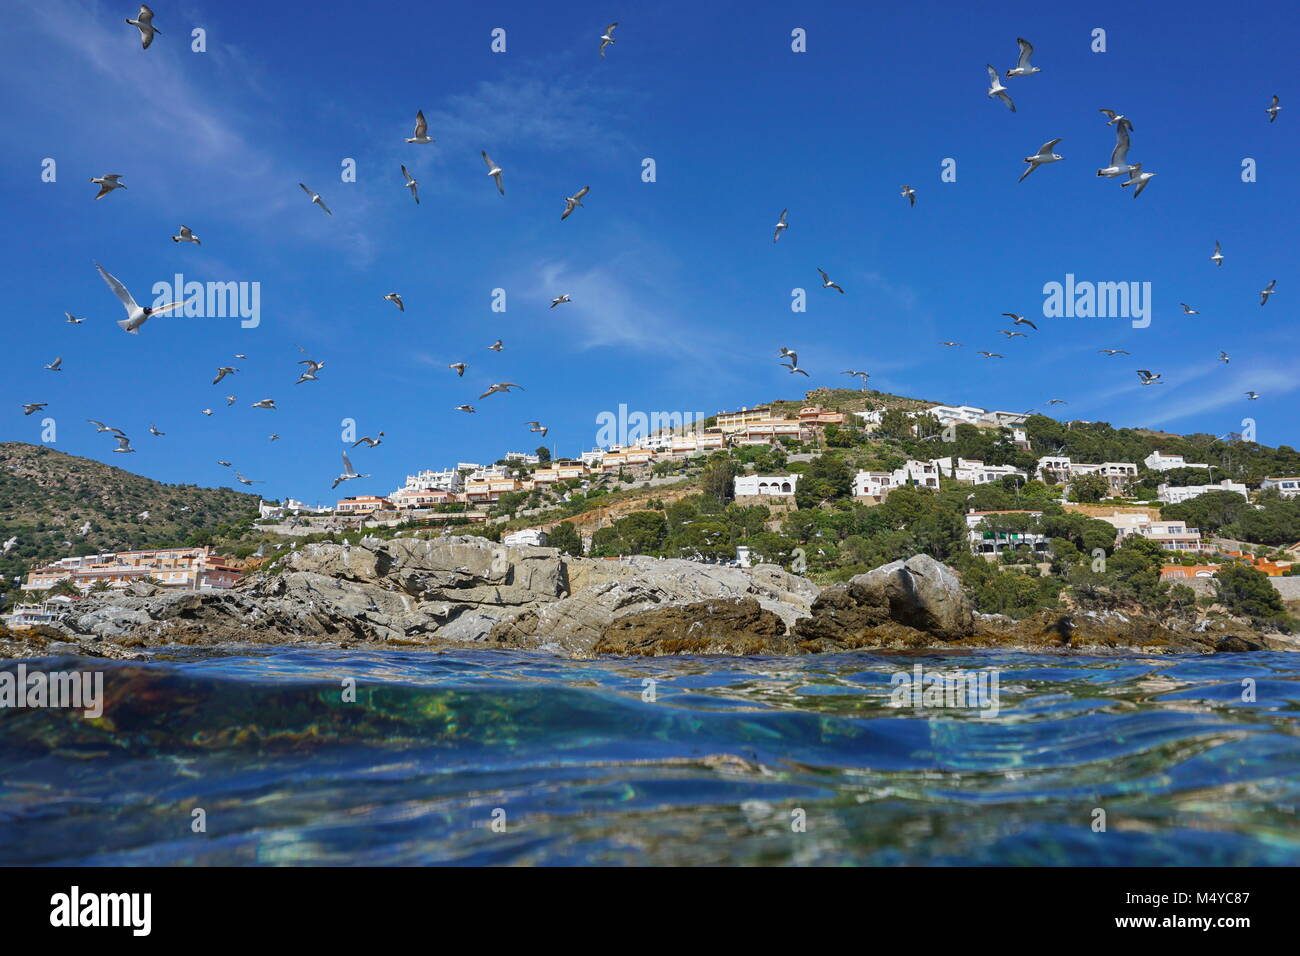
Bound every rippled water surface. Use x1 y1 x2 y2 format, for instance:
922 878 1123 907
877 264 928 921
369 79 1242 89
2 646 1299 865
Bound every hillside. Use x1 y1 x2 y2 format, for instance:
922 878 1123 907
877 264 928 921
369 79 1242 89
0 443 259 594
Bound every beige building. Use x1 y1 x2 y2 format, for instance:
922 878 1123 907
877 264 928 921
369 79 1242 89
23 547 242 593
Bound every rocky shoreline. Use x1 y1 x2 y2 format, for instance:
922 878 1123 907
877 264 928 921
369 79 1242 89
2 535 1293 661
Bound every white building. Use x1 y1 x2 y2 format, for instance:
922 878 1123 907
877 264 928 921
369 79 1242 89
504 452 542 465
1035 457 1138 493
1144 451 1210 472
734 474 799 497
852 471 895 502
405 468 464 492
965 510 1049 557
1157 479 1249 504
503 528 548 547
926 404 988 427
893 459 940 489
1261 477 1300 498
854 409 884 426
932 457 1028 486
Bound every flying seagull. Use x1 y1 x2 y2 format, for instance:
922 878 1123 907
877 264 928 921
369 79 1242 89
96 263 185 333
455 405 476 413
1045 399 1068 406
1180 303 1199 315
817 268 845 293
1267 95 1281 123
781 362 810 376
171 225 201 245
1098 109 1133 131
977 351 1004 359
400 165 419 204
1096 122 1132 177
448 362 468 377
44 356 62 371
406 109 435 144
1137 369 1162 386
487 339 503 351
126 5 159 48
250 399 277 409
479 383 524 399
200 408 213 416
1219 351 1230 364
842 370 870 386
353 432 385 448
1002 313 1038 329
149 424 164 435
217 459 232 467
900 185 916 207
87 419 124 434
225 395 237 406
332 451 370 489
986 64 1016 111
21 403 47 415
481 151 505 195
1098 349 1130 355
1120 163 1156 198
599 22 618 58
998 329 1029 338
773 208 788 242
525 421 549 437
299 183 332 215
1210 240 1224 267
778 346 798 365
65 312 86 324
1245 391 1260 401
1006 38 1040 77
550 294 571 309
212 366 237 385
383 292 404 311
939 341 964 347
561 186 589 220
1019 139 1063 183
234 472 262 485
1260 279 1277 305
112 435 135 454
90 174 126 200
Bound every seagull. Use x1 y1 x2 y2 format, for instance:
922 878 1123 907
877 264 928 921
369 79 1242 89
1245 391 1260 401
525 421 549 437
841 370 870 386
250 399 277 409
1045 399 1068 406
405 109 435 144
65 312 86 324
781 362 810 376
294 367 318 384
1098 109 1133 131
599 22 618 58
1019 139 1063 182
383 292 405 311
332 451 370 489
1219 351 1230 364
78 521 91 535
171 225 201 245
149 424 164 436
201 408 213 416
1210 240 1224 267
299 358 325 374
1267 95 1281 123
549 295 571 309
939 341 964 347
998 329 1029 338
44 356 62 371
1006 38 1040 77
1002 313 1038 329
986 64 1016 111
481 151 505 195
400 165 419 204
87 419 124 435
479 383 524 399
1180 303 1199 315
217 460 232 467
448 362 468 377
1137 369 1163 386
1098 349 1130 355
778 346 799 365
900 185 916 207
235 353 247 359
487 339 503 351
212 366 237 385
234 472 262 485
137 510 149 520
1260 279 1277 305
817 268 845 293
977 351 1004 358
21 403 47 415
96 262 186 333
299 183 332 215
225 395 237 406
126 5 159 48
773 208 788 242
353 432 385 448
455 404 476 413
90 174 126 199
1120 163 1156 198
561 186 589 220
268 434 279 441
112 435 135 454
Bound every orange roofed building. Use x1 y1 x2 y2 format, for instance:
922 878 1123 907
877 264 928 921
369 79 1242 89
23 546 242 593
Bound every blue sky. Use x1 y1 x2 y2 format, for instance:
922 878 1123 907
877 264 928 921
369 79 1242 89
3 0 1296 504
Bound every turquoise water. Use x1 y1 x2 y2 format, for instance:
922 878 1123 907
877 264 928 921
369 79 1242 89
2 648 1299 865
